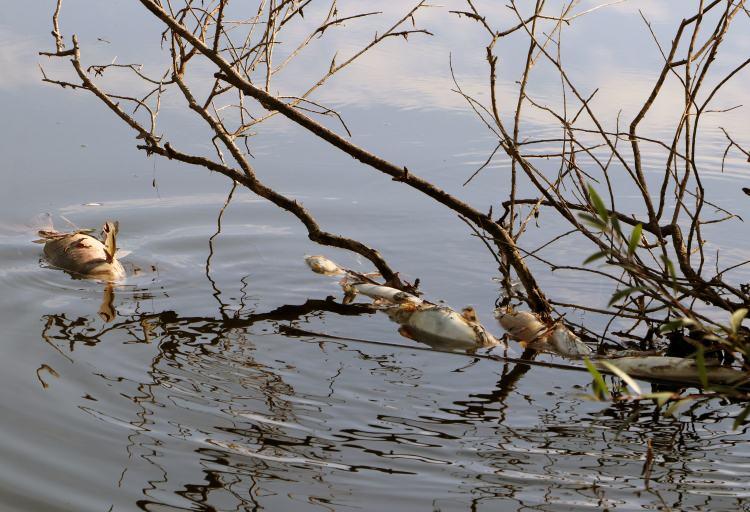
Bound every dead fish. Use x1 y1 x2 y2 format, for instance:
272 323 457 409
339 276 498 348
495 307 593 358
35 221 126 281
341 281 423 305
495 307 546 341
305 255 345 276
306 256 501 349
389 303 501 349
548 324 593 358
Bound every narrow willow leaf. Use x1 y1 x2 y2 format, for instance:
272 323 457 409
583 357 609 400
628 223 643 256
641 391 677 408
611 217 624 239
730 308 748 335
580 394 605 402
587 184 609 223
583 251 608 265
578 213 606 230
608 286 646 307
695 345 708 388
665 397 694 417
598 360 642 395
733 404 750 430
659 317 695 334
660 255 677 284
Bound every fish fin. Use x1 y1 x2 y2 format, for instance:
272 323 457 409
115 249 132 259
36 230 64 240
461 306 478 323
102 221 119 263
398 326 416 341
342 290 357 305
98 284 117 322
60 215 79 231
30 213 55 232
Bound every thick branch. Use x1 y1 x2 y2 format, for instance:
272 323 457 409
137 0 551 316
57 35 404 288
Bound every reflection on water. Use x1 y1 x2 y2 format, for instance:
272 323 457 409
19 288 750 511
2 132 750 512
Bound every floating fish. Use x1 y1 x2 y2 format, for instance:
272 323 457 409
548 325 594 357
495 307 593 358
36 221 126 281
341 280 423 306
305 255 345 276
389 303 500 349
306 255 501 350
495 308 546 342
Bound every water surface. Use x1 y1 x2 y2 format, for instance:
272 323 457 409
2 1 750 510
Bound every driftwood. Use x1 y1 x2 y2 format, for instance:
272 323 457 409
601 356 749 387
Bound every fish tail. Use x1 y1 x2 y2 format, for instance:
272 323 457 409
102 221 119 263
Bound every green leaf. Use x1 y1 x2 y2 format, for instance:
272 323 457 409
628 223 643 256
639 391 677 407
730 308 748 335
734 404 750 430
598 360 642 395
578 213 607 230
608 286 646 307
587 184 609 223
695 345 708 388
583 357 609 400
665 397 694 417
611 217 624 239
583 250 608 265
660 255 677 282
659 317 696 334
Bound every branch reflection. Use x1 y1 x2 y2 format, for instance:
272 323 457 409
36 291 748 511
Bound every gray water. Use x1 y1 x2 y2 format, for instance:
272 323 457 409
2 1 750 510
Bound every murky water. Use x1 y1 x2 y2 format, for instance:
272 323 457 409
2 1 750 510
